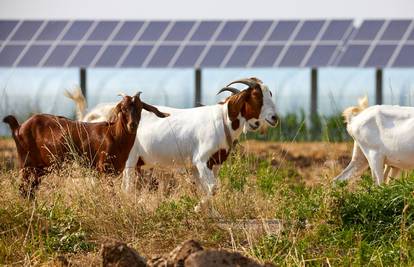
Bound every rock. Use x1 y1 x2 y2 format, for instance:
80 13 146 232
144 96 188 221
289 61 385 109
101 240 147 267
184 249 274 267
148 240 203 267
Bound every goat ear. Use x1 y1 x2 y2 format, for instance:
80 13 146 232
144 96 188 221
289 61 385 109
142 102 170 118
227 91 248 120
108 103 121 122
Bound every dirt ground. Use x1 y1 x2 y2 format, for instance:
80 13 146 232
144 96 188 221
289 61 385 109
242 140 353 185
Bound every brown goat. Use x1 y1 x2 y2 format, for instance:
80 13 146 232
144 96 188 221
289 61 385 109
3 93 169 198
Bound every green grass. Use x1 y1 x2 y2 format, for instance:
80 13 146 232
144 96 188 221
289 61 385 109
2 146 414 265
247 111 350 142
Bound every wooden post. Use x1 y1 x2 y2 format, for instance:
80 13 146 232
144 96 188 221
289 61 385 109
80 68 87 98
311 68 318 117
376 68 383 105
194 68 202 107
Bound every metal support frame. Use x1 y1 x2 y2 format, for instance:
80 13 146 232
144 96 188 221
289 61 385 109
80 68 87 98
310 68 318 117
194 68 202 107
376 68 383 105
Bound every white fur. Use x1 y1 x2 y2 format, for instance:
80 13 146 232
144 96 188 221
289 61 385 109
334 105 414 185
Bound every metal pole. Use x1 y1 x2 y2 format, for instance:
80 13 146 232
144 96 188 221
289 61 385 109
194 68 202 107
80 68 87 98
310 68 318 117
376 68 383 105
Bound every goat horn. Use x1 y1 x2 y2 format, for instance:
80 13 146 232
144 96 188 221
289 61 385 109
118 92 127 97
226 78 258 88
134 91 142 98
217 87 240 95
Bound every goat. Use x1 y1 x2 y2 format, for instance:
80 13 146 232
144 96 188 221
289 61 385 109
334 97 412 185
3 93 169 197
121 78 279 210
65 83 277 132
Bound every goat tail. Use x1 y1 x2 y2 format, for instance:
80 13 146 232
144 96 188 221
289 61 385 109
342 95 369 124
64 87 87 121
3 115 20 134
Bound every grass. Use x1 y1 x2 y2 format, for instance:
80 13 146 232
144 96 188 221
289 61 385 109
247 112 350 142
2 142 414 266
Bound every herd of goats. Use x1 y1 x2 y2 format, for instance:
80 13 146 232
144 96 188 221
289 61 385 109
3 76 414 210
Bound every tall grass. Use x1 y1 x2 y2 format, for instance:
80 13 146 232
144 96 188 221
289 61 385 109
248 111 350 142
2 146 414 265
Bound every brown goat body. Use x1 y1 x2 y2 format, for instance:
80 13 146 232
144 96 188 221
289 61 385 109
3 94 168 197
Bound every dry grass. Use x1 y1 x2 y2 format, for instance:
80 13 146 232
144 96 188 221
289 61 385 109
4 139 413 266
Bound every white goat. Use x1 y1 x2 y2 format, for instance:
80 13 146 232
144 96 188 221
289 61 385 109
334 98 412 185
123 78 278 209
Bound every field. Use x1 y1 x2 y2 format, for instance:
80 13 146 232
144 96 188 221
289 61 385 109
2 138 414 266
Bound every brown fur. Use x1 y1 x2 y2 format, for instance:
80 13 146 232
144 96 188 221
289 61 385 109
207 149 229 170
3 96 168 198
206 85 264 169
225 86 263 130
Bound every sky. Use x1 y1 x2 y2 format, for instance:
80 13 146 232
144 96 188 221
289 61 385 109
1 0 413 21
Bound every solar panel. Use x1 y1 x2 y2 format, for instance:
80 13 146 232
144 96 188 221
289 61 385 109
69 45 101 67
305 45 337 67
226 45 256 67
295 21 324 41
321 20 352 40
393 45 414 67
337 45 369 66
174 45 204 67
11 21 42 41
408 27 414 40
380 20 411 40
95 45 127 67
18 45 49 66
279 45 310 66
62 21 93 41
252 45 283 67
44 45 76 66
121 45 152 67
353 20 384 40
148 45 179 67
0 19 412 68
268 21 298 41
242 21 272 41
200 45 231 67
0 45 25 66
113 21 143 41
190 21 220 41
37 21 67 40
0 21 18 40
365 45 396 67
216 21 246 41
139 21 169 41
88 21 118 41
165 21 194 41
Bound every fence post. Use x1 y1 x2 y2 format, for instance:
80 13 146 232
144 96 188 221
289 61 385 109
376 68 383 105
80 68 87 98
194 68 202 107
311 68 318 117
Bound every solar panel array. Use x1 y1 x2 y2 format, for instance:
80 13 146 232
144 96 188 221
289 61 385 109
0 20 413 68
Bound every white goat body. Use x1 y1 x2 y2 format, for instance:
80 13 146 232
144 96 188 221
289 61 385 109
335 104 414 185
123 80 278 202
